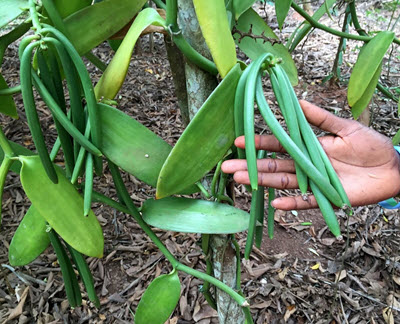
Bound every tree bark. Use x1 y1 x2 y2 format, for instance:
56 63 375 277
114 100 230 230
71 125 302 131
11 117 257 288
164 35 190 126
176 1 245 323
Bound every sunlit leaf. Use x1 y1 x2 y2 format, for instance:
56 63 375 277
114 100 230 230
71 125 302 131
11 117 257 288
193 0 237 77
95 8 166 100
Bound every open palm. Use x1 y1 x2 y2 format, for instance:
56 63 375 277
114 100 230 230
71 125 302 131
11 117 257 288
222 100 400 210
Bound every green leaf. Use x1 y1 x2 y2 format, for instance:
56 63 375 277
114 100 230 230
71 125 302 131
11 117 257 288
156 63 242 199
193 0 237 78
348 31 394 106
107 39 122 52
135 270 181 324
393 128 400 145
0 141 34 174
234 8 298 85
275 0 292 30
64 0 147 55
9 205 50 266
97 103 197 194
351 62 382 119
142 197 250 234
54 0 92 18
0 73 18 119
232 0 256 20
95 8 166 100
0 0 28 29
19 156 104 258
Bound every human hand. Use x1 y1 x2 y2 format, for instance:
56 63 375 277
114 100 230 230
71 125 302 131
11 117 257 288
222 100 400 210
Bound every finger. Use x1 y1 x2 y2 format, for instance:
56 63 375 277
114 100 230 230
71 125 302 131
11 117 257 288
234 135 286 152
271 195 318 210
233 171 299 189
299 100 357 137
221 158 295 174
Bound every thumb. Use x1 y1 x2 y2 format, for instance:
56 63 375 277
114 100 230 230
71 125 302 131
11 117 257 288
299 100 355 137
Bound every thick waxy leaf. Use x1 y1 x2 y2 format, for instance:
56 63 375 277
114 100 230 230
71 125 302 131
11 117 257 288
0 73 18 119
95 8 166 100
55 0 92 18
19 156 104 258
232 0 256 20
135 271 181 324
64 0 147 55
193 0 237 78
234 8 298 85
351 63 382 119
275 0 292 30
0 141 33 174
0 0 28 28
9 206 50 266
348 31 394 106
142 197 250 234
97 103 198 193
156 64 242 198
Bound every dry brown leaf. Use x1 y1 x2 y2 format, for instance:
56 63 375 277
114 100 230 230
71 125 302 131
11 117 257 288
5 286 29 323
362 247 381 258
283 305 296 322
383 307 394 324
335 270 347 282
192 301 217 322
277 267 289 281
166 317 179 324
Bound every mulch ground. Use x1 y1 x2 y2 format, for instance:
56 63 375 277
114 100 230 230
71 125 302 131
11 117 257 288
1 1 400 323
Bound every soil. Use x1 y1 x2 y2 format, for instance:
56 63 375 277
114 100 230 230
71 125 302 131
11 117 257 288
1 1 400 324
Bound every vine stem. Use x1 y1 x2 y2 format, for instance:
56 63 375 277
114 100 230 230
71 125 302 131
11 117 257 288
29 0 42 34
106 160 249 308
291 1 400 45
0 85 21 96
0 127 14 157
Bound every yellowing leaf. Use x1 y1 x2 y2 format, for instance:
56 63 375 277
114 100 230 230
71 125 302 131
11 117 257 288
193 0 237 78
311 262 320 270
95 8 166 100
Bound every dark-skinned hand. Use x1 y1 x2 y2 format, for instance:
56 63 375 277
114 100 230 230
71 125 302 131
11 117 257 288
221 100 400 210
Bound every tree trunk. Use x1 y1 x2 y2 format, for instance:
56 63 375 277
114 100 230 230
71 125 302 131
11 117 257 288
176 1 245 323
